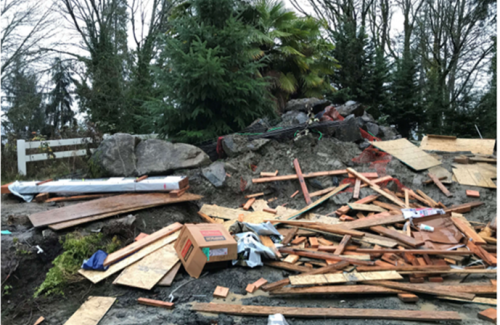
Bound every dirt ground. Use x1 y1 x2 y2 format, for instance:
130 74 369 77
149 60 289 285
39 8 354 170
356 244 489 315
1 136 496 325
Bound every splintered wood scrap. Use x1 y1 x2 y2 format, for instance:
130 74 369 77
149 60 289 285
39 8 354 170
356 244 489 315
279 247 375 266
170 185 190 197
35 192 49 203
246 283 256 293
290 190 300 198
245 192 265 199
213 286 230 298
197 211 217 223
33 316 45 325
360 175 393 188
281 227 298 245
422 176 446 185
263 208 277 214
243 198 256 210
416 190 439 207
308 237 319 248
340 215 355 221
252 169 348 183
310 186 339 198
347 203 387 213
334 235 351 255
466 241 496 266
353 179 361 199
428 173 453 197
289 270 402 286
336 195 379 215
252 278 268 290
478 308 497 323
466 190 480 198
291 236 307 245
261 170 278 177
398 293 419 303
346 168 380 189
190 302 462 321
138 297 174 309
370 186 407 208
451 215 487 245
403 189 410 207
134 175 148 182
283 254 300 264
293 159 312 205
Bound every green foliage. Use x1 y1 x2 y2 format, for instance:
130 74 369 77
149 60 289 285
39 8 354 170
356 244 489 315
34 233 120 298
253 0 336 109
3 285 13 296
146 0 276 143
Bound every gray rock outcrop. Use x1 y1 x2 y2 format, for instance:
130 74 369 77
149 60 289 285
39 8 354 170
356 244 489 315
285 98 330 113
222 134 270 157
202 162 226 188
91 133 138 176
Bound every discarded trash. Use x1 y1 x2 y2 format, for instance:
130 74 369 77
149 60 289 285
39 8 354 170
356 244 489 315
268 313 289 325
419 224 434 232
233 232 277 267
82 250 109 271
1 230 12 235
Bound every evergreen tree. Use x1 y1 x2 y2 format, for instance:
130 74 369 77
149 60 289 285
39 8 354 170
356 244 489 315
2 58 44 138
146 0 276 143
45 58 76 137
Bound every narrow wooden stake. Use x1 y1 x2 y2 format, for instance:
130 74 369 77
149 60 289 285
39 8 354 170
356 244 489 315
353 179 361 199
346 168 380 188
428 173 452 197
404 189 410 207
293 159 312 205
243 198 256 210
197 211 217 223
135 175 148 182
334 235 352 255
290 190 300 198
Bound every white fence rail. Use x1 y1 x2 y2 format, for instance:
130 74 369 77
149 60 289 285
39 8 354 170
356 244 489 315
17 138 95 175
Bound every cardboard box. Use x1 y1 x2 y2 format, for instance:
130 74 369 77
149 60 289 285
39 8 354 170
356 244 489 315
174 223 237 278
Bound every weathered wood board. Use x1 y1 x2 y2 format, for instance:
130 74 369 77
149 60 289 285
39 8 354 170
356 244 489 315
64 296 115 325
199 204 251 220
420 136 496 155
370 139 441 171
113 243 179 290
289 271 402 286
452 164 496 188
79 232 179 284
157 261 181 286
427 166 453 184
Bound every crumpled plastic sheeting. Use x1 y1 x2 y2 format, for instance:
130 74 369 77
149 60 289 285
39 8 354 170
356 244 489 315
229 221 282 237
8 181 34 202
232 232 277 268
268 314 289 325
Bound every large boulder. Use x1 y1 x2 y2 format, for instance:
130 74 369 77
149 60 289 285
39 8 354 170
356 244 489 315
90 133 138 177
334 116 363 142
336 101 365 117
379 125 399 140
136 139 211 175
285 98 330 113
366 122 380 137
202 162 226 188
222 134 270 157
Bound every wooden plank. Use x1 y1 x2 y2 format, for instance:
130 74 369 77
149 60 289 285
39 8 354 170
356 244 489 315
243 198 256 210
355 249 473 255
293 159 312 205
31 193 202 228
404 189 409 207
157 261 181 286
467 241 496 265
334 213 405 230
135 175 148 182
478 308 497 323
439 297 497 306
269 220 365 237
416 190 438 207
169 185 189 197
289 271 402 286
353 179 361 199
282 227 298 245
262 261 349 291
370 226 424 247
191 303 462 321
26 137 93 149
113 243 179 289
356 265 450 272
281 184 349 221
428 173 453 197
347 203 387 212
137 298 174 309
264 261 312 273
1 182 13 194
271 285 403 295
252 169 348 183
334 235 351 255
252 278 268 289
359 175 393 188
368 281 475 300
245 192 264 199
400 269 497 275
104 223 182 266
336 195 379 215
213 286 230 298
346 168 380 188
64 296 116 325
197 211 217 223
260 170 278 177
371 186 407 208
79 231 179 283
279 248 374 266
34 316 45 325
370 138 441 171
308 237 319 248
451 216 487 245
373 201 402 212
412 284 496 294
290 190 299 198
283 254 300 264
291 236 306 245
420 136 495 155
398 293 419 303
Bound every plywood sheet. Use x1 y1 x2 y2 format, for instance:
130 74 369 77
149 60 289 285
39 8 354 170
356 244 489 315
420 136 495 155
199 204 251 220
157 261 181 286
289 271 402 286
31 193 202 227
79 231 179 284
64 296 115 325
452 164 496 188
113 243 179 290
370 139 441 171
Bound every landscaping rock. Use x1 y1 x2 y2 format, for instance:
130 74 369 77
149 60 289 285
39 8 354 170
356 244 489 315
202 162 226 188
336 101 364 117
285 98 330 113
333 116 362 142
361 111 375 123
91 133 138 177
366 122 380 137
222 134 270 157
379 125 399 140
278 111 308 127
136 139 210 175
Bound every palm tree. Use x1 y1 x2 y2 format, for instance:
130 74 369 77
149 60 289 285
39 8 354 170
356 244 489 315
252 0 337 110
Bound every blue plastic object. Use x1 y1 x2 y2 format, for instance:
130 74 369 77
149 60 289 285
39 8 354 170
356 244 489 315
81 250 109 271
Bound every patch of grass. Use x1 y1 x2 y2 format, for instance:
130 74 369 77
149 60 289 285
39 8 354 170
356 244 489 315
34 233 120 298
